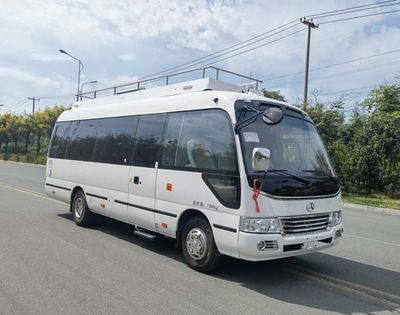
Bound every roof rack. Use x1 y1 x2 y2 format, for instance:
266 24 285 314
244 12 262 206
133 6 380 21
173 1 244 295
79 66 262 101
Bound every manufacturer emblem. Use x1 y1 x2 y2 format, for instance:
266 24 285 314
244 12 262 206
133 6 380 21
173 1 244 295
306 202 315 212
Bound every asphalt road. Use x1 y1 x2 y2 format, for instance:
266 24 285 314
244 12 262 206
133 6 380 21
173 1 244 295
0 161 399 315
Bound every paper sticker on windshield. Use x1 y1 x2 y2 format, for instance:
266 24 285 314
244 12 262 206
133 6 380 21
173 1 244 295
243 132 260 143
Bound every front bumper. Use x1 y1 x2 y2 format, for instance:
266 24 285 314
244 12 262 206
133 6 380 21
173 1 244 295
238 223 343 261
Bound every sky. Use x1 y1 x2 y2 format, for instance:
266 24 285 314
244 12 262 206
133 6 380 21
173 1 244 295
1 0 400 114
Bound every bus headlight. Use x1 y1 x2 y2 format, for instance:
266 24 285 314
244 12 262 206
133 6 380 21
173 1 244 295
331 211 342 226
240 217 282 234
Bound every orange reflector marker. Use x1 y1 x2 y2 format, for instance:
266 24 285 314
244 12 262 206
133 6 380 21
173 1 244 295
166 183 173 191
161 223 168 229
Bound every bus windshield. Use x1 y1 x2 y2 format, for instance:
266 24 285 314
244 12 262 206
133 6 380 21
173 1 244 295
235 101 340 197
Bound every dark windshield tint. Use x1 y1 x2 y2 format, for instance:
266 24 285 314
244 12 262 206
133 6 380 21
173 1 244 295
236 101 339 197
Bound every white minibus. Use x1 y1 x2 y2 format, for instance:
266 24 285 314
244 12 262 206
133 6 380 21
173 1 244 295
45 68 343 272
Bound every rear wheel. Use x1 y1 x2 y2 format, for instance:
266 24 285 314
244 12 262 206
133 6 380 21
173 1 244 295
72 190 95 227
181 216 221 273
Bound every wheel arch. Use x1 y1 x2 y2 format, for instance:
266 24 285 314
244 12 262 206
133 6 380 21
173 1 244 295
69 186 84 212
175 208 211 248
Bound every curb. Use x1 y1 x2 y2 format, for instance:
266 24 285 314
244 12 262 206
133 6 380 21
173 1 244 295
0 160 46 168
343 202 400 216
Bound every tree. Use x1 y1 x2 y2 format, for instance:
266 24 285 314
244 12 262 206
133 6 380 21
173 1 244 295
262 89 287 102
363 82 400 113
301 97 351 187
0 105 66 162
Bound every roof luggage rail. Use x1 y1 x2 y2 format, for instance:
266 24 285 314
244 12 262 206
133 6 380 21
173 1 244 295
78 66 262 101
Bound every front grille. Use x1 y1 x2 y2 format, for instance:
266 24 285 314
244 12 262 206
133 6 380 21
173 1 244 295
281 213 330 235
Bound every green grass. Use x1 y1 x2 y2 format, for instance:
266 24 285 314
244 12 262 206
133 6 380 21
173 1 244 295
342 193 400 210
0 154 46 165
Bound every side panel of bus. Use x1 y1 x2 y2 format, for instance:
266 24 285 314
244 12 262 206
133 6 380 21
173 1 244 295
154 108 241 255
126 114 166 229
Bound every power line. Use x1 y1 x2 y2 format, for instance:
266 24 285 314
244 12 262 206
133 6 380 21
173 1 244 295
320 84 381 96
88 1 399 93
30 28 304 105
154 1 400 78
265 48 400 81
36 93 76 99
318 8 400 24
147 1 400 79
273 59 399 90
308 0 398 18
309 1 400 20
308 59 400 81
8 2 399 108
194 28 305 68
4 99 28 112
10 101 31 114
131 21 301 81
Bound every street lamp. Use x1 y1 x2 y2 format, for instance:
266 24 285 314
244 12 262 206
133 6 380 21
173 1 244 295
80 80 98 100
59 49 84 101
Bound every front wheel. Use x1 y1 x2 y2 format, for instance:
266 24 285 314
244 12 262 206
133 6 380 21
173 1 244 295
181 216 221 273
72 190 95 227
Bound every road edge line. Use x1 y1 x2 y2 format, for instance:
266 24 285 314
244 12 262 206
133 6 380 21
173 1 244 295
289 266 400 310
0 181 67 205
344 203 400 216
0 160 46 168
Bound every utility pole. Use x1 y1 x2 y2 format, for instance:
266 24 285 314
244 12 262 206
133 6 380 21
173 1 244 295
301 17 318 109
27 97 40 116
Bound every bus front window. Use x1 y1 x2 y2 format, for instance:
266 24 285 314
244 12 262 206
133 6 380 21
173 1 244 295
236 101 340 198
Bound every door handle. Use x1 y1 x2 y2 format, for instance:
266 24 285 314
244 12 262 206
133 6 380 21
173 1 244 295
133 176 140 185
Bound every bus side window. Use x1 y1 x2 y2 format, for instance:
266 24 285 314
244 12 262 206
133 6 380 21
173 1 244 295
65 121 97 161
93 116 138 165
159 109 240 208
161 113 184 167
132 114 167 167
49 121 71 159
160 109 237 174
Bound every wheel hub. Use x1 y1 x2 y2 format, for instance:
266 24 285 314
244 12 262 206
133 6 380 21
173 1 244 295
186 228 207 260
74 197 83 218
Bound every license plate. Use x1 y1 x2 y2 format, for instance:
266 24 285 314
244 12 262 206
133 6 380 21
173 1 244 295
304 240 317 249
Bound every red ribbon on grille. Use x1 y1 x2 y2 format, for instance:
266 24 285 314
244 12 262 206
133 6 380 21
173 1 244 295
252 178 264 213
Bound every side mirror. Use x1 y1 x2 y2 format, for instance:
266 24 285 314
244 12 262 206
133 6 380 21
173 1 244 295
252 147 271 172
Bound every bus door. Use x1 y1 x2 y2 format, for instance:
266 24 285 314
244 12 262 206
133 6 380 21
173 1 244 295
127 114 166 230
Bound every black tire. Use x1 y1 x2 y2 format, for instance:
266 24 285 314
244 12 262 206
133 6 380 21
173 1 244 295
71 190 95 227
181 216 222 273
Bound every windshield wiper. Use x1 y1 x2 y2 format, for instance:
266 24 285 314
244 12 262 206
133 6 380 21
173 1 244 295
234 105 263 132
302 169 336 178
268 169 311 184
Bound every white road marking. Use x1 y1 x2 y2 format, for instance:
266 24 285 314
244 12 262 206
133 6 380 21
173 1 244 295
0 181 67 205
345 233 400 248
